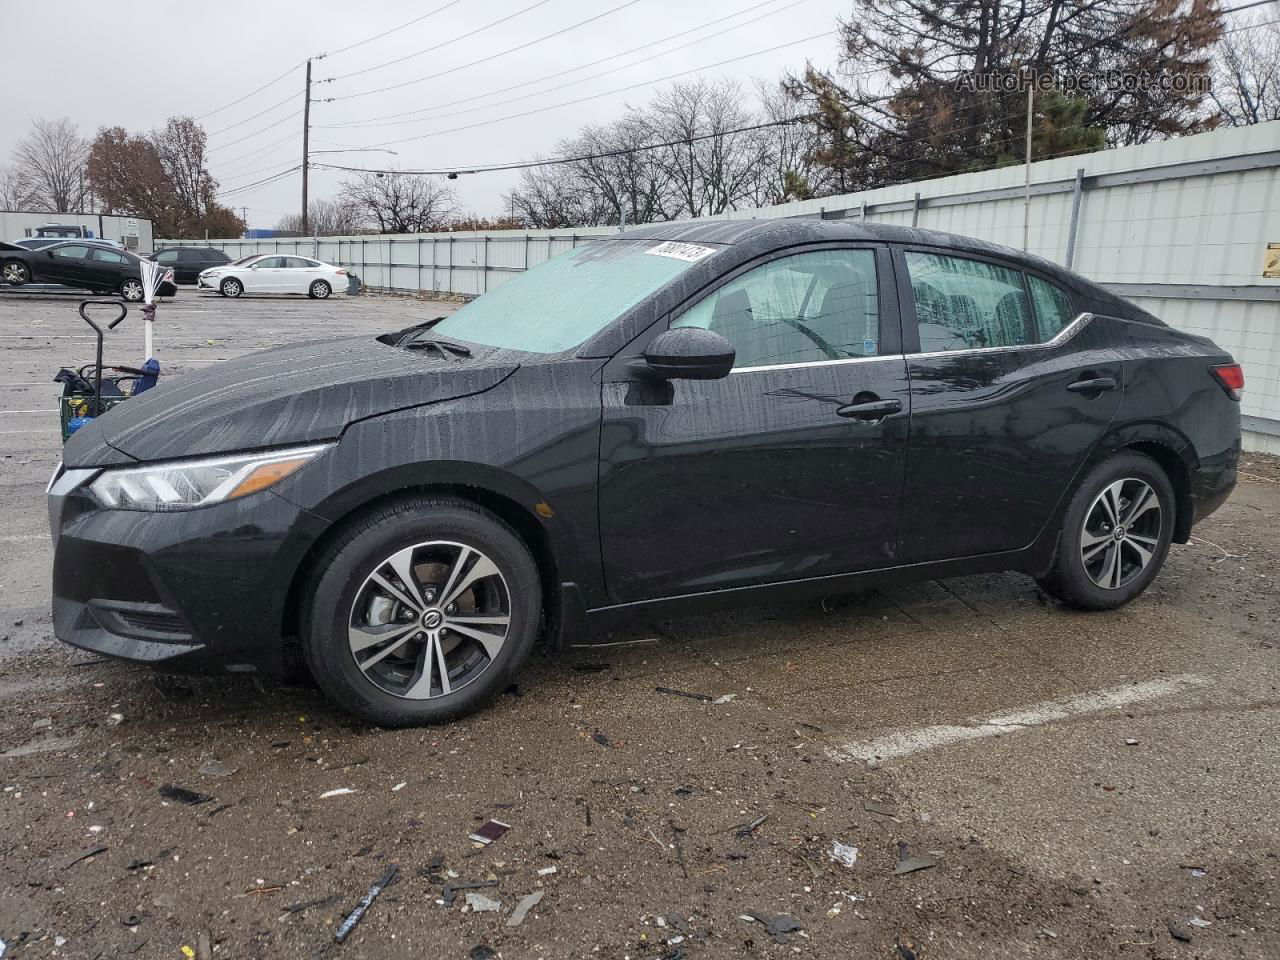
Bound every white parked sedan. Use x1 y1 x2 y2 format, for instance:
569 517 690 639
197 254 349 299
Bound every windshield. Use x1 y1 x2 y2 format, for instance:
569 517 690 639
431 239 713 354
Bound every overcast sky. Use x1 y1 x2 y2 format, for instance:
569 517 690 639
2 0 848 228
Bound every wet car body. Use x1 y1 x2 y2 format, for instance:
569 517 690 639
50 219 1240 708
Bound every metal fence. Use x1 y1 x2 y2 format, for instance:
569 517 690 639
162 119 1280 452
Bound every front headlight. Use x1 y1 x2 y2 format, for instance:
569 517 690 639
89 444 330 511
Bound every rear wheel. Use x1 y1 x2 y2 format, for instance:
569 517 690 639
220 277 243 298
308 279 331 299
1037 451 1174 610
302 497 541 725
120 278 145 302
2 260 30 285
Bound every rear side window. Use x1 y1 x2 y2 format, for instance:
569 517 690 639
906 252 1034 352
673 249 880 368
284 257 317 268
91 248 126 263
1027 275 1076 339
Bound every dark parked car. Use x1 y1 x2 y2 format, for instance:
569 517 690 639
1 241 175 300
49 220 1241 725
150 246 232 284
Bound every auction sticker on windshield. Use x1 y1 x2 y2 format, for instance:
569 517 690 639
645 241 717 263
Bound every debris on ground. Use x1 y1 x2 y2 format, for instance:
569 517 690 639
106 713 124 727
829 840 859 868
896 941 918 960
465 893 502 913
320 788 355 798
281 894 341 916
59 845 108 869
159 784 213 806
537 865 557 876
334 864 398 943
469 946 498 960
1188 916 1212 928
197 759 236 778
734 813 769 838
712 694 737 704
741 911 803 945
863 800 899 818
32 717 51 730
506 890 544 927
1167 919 1194 942
592 731 612 747
893 856 937 875
442 881 498 907
655 686 714 702
469 819 510 845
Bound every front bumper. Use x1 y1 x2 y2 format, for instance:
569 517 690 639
50 469 327 675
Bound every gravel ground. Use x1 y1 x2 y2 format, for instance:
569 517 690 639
0 287 1277 960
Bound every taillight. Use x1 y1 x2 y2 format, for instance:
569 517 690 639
335 269 348 276
1210 363 1244 401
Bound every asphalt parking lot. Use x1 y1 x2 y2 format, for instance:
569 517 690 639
0 286 1278 960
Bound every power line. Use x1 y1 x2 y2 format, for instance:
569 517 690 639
322 0 647 98
209 110 304 153
344 31 834 150
207 89 299 138
195 62 304 121
219 165 302 199
318 0 808 131
317 0 792 127
323 0 560 83
215 132 301 174
316 0 466 60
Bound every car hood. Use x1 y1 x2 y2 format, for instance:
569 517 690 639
62 336 519 466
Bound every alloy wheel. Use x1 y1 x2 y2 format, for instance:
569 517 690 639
121 280 144 301
1080 478 1162 590
347 540 511 699
2 262 28 284
310 281 330 298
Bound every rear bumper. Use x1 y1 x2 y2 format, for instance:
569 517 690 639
51 476 326 676
1191 434 1240 526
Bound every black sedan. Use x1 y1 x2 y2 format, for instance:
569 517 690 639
1 241 176 300
149 245 231 284
49 220 1241 724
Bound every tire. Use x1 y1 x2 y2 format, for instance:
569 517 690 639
220 277 243 298
120 278 145 302
2 259 30 286
302 497 542 725
308 279 331 299
1037 451 1175 610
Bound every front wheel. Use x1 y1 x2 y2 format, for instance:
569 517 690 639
308 279 331 299
302 497 542 725
220 277 243 298
2 260 31 285
120 278 145 302
1037 451 1175 610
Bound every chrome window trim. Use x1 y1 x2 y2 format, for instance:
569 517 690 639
730 354 893 375
909 311 1093 361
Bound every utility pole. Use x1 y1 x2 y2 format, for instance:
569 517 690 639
1022 76 1033 252
301 58 312 236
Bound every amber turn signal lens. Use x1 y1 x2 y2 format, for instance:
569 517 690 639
225 457 313 500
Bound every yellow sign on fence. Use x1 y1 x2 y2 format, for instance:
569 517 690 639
1265 242 1280 279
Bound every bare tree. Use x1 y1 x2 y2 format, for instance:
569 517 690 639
152 117 217 221
10 118 91 211
0 165 38 211
750 79 832 206
1211 13 1280 126
275 199 365 236
338 172 459 233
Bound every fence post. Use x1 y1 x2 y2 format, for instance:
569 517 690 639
482 235 489 293
448 235 454 295
911 193 922 227
417 237 423 294
1065 167 1086 269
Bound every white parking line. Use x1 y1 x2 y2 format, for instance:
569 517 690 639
831 674 1211 762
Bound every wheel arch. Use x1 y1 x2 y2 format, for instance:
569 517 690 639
1094 421 1196 543
280 473 574 659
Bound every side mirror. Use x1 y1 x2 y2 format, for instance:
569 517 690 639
639 327 735 381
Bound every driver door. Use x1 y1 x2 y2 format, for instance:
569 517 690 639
597 244 910 604
246 256 285 292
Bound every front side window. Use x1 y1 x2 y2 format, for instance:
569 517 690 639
431 240 709 354
1027 275 1077 340
51 244 90 260
672 249 880 368
907 252 1034 352
155 250 179 264
253 257 284 269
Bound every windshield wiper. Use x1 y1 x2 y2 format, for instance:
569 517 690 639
403 337 472 358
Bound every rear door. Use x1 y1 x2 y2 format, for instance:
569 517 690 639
88 246 129 289
896 247 1122 562
283 256 320 293
597 243 910 603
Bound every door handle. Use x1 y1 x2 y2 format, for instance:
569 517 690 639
836 398 903 419
1066 376 1117 394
